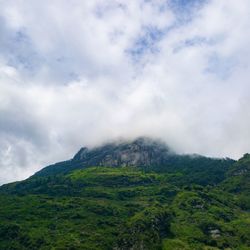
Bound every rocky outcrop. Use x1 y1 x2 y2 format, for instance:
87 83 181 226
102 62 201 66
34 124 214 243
73 137 173 167
33 137 234 178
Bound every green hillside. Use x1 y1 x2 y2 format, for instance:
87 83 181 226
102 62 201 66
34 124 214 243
0 139 249 249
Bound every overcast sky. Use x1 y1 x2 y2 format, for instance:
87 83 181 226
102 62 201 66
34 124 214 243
1 0 250 184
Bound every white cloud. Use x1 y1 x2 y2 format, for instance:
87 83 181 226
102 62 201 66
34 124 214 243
0 0 250 184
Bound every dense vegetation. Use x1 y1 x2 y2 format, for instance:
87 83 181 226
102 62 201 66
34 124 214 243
0 139 249 249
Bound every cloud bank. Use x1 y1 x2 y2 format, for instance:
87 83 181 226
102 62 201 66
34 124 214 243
1 0 250 183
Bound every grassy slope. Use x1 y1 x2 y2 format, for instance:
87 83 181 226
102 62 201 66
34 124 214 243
0 164 250 250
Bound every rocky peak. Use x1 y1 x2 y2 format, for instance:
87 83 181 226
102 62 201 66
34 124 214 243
33 137 235 178
72 137 172 167
74 147 89 161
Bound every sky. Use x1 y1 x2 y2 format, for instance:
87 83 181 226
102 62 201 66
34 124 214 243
1 0 250 184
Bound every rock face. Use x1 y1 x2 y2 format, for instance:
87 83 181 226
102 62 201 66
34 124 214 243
34 137 176 177
209 228 221 239
73 137 172 167
34 136 233 178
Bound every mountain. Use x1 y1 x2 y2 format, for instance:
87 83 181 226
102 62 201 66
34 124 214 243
34 137 173 177
33 137 234 186
221 153 250 210
0 137 249 250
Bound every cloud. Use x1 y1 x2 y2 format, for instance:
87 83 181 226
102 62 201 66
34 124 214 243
0 0 250 184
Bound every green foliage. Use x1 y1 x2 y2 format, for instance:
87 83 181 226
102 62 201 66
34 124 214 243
221 153 250 210
162 239 192 250
0 156 249 249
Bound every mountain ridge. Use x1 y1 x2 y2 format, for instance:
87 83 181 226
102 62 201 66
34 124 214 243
33 137 234 180
0 137 249 249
